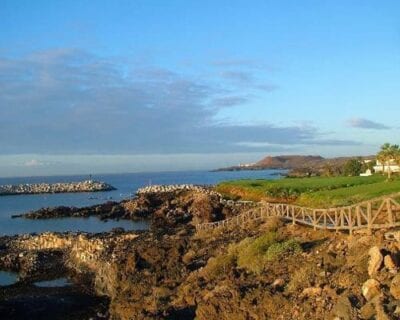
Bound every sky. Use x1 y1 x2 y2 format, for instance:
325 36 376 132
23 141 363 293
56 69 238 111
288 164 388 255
0 0 399 177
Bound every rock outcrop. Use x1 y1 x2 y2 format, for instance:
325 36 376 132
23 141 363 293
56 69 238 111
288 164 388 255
368 246 383 276
390 274 400 299
362 279 381 301
13 186 238 229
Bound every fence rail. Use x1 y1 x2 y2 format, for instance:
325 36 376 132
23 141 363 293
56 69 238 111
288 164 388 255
196 193 400 234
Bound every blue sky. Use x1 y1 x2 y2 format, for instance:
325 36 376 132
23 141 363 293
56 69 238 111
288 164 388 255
0 0 399 176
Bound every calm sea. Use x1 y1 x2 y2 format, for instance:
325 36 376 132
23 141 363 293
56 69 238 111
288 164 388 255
0 169 283 236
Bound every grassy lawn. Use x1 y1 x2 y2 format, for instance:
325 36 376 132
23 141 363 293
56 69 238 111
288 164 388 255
216 175 400 208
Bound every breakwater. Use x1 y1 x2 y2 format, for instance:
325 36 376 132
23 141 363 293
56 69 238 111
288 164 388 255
136 184 216 195
0 180 116 196
136 184 255 207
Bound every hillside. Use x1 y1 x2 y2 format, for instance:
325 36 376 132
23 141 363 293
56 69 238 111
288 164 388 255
215 155 375 174
255 155 324 168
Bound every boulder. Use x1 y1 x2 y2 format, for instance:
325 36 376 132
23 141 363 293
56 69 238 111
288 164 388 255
332 295 357 320
368 247 383 276
360 296 390 320
271 278 285 289
375 299 390 320
390 274 400 299
360 298 377 319
362 279 381 301
383 254 397 272
301 287 322 297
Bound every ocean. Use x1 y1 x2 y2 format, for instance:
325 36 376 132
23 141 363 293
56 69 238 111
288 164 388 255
0 169 284 236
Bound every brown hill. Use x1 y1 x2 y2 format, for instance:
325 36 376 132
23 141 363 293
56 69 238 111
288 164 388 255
214 155 375 173
255 155 325 169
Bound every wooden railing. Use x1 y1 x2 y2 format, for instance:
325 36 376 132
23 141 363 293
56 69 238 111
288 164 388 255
196 193 400 234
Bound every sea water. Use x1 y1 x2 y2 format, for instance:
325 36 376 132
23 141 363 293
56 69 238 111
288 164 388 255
0 169 284 236
0 270 18 286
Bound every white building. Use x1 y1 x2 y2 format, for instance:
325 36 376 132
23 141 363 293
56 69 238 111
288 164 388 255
238 163 255 168
360 169 373 177
373 160 400 173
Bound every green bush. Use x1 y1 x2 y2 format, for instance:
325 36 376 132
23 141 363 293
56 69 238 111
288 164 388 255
265 239 302 261
227 237 253 257
261 216 283 232
343 158 363 176
203 233 302 277
234 232 301 274
265 186 301 199
202 254 236 281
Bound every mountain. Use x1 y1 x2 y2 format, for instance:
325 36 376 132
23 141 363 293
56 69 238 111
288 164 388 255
214 155 375 173
255 155 325 169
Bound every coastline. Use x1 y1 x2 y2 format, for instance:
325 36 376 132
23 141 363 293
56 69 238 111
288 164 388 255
1 185 400 319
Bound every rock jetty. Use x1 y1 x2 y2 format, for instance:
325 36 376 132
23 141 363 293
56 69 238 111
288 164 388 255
0 180 116 196
137 184 216 195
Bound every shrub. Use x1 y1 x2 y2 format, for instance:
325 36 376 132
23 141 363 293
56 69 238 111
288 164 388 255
202 232 302 278
227 237 253 257
234 232 301 274
286 264 317 293
343 158 363 176
202 253 236 281
235 233 278 274
264 239 302 261
265 187 301 200
260 216 283 232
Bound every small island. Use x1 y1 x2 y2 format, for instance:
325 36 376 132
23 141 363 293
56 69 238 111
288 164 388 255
0 180 116 196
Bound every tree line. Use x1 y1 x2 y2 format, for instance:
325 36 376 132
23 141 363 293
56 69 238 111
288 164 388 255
340 143 400 178
376 143 400 179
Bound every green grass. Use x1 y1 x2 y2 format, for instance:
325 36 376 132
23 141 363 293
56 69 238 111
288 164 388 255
216 175 400 208
296 179 400 208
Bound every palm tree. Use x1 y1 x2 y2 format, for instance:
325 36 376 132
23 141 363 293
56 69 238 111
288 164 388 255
389 145 400 179
393 145 400 178
377 143 400 179
377 143 390 177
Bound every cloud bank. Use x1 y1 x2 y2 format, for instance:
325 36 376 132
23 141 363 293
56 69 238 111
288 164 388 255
347 118 390 130
0 49 359 155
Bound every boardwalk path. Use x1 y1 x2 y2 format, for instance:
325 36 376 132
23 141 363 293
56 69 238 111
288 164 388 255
196 193 400 234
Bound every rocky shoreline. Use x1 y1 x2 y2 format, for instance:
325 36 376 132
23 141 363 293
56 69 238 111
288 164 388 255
11 185 252 226
0 229 130 319
0 180 116 196
2 185 400 319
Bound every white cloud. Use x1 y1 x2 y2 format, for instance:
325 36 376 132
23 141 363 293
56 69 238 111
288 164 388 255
347 118 390 130
24 159 44 167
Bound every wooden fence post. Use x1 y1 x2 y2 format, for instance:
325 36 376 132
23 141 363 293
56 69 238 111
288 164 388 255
292 206 296 225
367 202 372 234
387 199 394 227
340 210 345 229
313 210 317 230
348 208 353 235
334 210 339 233
356 206 361 228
